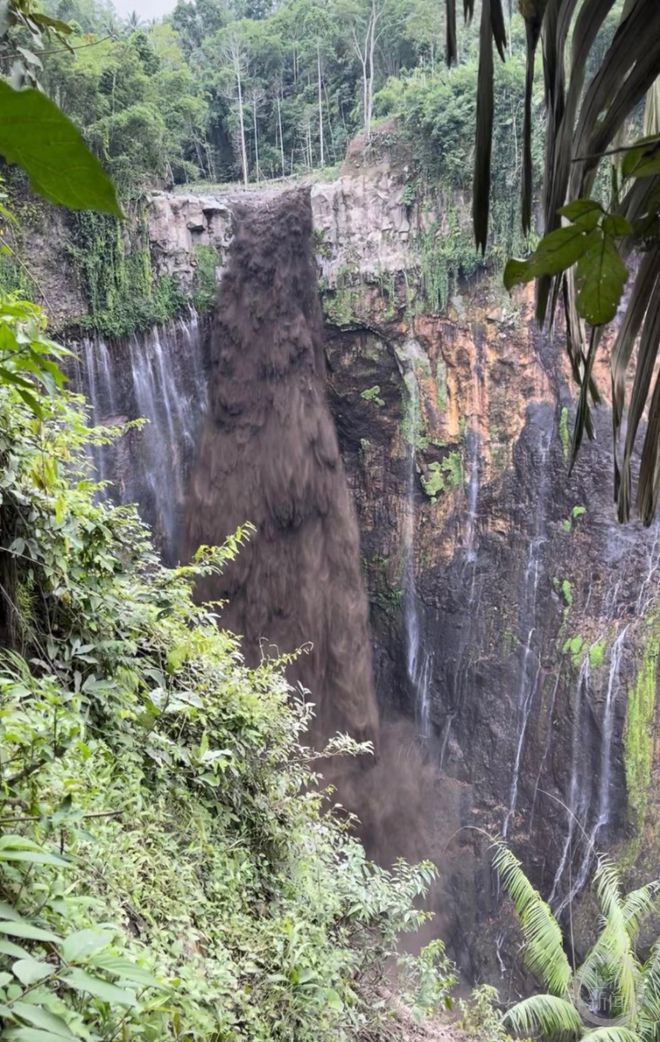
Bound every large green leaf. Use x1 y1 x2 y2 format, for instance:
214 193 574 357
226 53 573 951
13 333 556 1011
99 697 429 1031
504 993 583 1039
61 968 137 1006
11 1001 78 1040
0 922 60 943
0 82 121 217
12 959 52 986
575 235 628 325
61 929 113 963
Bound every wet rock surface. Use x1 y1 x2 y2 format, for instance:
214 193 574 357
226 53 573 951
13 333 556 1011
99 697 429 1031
56 168 659 983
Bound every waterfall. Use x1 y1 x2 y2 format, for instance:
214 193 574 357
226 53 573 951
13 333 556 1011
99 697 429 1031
637 524 660 615
464 428 480 565
402 364 433 741
549 656 592 909
70 311 208 562
556 624 630 909
502 424 552 837
464 326 485 563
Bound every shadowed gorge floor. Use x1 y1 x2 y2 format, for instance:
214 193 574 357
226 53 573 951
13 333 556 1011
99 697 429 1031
181 188 379 745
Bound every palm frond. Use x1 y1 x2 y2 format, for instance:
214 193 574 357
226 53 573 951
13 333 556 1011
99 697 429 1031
464 0 660 523
640 940 660 1041
617 273 660 522
582 1029 640 1042
622 880 660 939
504 993 583 1039
594 855 623 917
473 0 495 252
492 841 572 996
578 857 642 1023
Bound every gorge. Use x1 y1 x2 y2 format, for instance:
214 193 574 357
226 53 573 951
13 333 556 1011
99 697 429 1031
62 152 659 985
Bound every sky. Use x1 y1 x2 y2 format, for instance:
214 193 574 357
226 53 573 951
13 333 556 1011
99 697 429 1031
111 0 176 17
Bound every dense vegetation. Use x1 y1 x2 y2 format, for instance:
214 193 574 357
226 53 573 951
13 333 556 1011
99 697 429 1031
0 295 456 1041
26 0 537 224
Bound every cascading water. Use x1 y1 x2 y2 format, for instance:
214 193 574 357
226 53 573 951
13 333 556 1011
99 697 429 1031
637 524 660 614
503 422 552 838
549 656 593 909
70 311 208 562
401 358 433 741
464 326 486 565
564 624 630 903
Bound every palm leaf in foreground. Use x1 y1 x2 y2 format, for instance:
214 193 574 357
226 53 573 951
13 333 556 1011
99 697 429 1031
579 858 642 1023
492 841 573 996
505 993 583 1039
582 1029 643 1042
454 0 660 524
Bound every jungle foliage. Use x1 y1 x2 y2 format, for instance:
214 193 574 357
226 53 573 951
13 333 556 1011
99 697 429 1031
0 294 453 1041
493 842 660 1042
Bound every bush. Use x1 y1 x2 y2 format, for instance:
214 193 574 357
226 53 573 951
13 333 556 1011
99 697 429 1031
0 294 440 1041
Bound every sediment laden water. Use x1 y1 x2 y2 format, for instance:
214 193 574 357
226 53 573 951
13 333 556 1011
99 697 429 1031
180 189 379 745
70 311 208 563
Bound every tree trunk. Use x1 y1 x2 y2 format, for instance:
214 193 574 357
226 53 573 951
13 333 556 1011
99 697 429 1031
234 54 248 187
317 41 324 168
277 92 285 176
253 97 260 182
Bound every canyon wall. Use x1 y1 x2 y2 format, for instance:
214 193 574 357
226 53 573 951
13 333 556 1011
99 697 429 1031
59 159 659 982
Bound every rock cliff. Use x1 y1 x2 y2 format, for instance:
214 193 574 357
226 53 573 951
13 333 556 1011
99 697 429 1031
51 156 659 982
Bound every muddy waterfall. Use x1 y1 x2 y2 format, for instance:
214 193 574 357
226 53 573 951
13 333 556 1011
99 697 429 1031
70 175 660 982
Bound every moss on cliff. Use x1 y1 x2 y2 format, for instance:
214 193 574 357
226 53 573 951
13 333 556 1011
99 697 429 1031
66 210 186 338
623 631 659 831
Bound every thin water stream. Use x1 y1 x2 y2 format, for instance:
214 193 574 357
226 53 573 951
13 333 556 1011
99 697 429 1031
71 312 208 560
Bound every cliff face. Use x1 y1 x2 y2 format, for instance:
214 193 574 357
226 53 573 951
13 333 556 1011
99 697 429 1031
59 163 659 981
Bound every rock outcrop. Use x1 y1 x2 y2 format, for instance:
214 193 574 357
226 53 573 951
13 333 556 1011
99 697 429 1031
49 159 659 983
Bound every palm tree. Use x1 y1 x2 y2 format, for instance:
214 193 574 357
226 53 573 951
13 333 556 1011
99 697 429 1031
492 841 660 1042
446 1 660 525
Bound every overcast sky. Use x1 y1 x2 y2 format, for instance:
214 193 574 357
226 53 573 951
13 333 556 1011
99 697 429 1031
112 0 176 18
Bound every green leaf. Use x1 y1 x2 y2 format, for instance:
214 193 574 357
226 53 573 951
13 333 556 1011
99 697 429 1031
559 199 603 228
90 954 161 986
61 929 113 963
575 236 628 326
325 987 344 1011
4 1030 70 1042
601 214 632 237
0 922 60 944
621 135 660 179
0 850 69 867
0 903 22 923
60 968 137 1006
0 940 31 959
503 257 535 290
533 224 595 276
11 1001 78 1039
12 959 52 986
0 82 121 217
